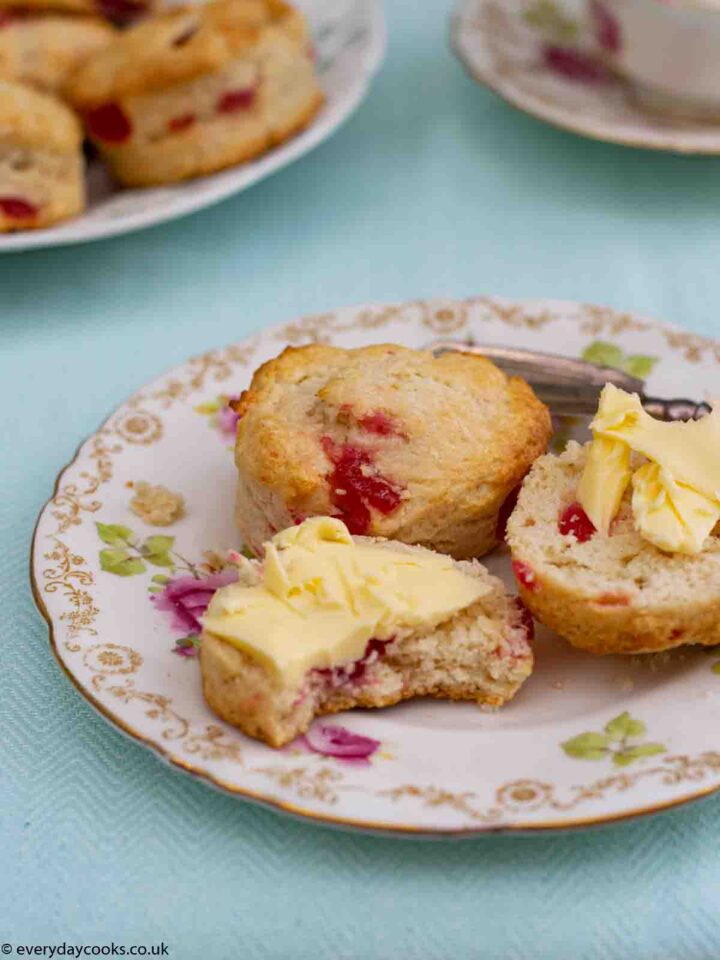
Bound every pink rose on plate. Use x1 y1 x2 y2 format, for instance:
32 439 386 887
217 395 241 438
543 45 609 83
152 569 238 652
590 0 621 53
300 723 381 764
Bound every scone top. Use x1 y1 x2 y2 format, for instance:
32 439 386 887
65 0 306 106
232 343 552 558
0 77 82 153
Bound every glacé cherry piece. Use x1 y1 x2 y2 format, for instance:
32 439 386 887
0 196 38 219
85 102 132 144
558 502 596 543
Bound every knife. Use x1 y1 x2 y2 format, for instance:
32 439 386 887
429 339 711 421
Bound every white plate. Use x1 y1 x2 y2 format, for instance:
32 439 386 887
32 297 720 835
0 0 385 253
452 0 720 155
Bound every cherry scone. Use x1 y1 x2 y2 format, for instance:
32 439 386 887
0 78 85 231
200 518 534 748
507 441 720 656
65 0 324 186
230 343 552 560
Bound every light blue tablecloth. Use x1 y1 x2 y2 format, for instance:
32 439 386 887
3 1 720 957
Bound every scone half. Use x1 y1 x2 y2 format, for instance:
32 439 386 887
200 526 534 748
507 441 720 655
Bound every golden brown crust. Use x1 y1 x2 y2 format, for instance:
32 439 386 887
66 0 307 105
233 343 552 559
515 577 720 656
0 14 115 94
0 76 82 152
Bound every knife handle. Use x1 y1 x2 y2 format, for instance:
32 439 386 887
641 396 712 422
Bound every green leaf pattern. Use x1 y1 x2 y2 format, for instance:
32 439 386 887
581 340 659 379
99 548 147 577
523 0 578 42
96 523 135 547
141 535 175 568
561 712 666 767
95 521 177 579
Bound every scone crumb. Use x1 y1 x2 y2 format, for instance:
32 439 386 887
551 679 565 691
130 482 185 526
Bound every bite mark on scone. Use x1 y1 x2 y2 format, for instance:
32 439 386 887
200 518 535 747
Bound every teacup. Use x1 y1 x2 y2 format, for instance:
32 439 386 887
596 0 720 119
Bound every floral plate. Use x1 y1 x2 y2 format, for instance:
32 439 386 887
452 0 720 155
0 0 385 253
31 297 720 835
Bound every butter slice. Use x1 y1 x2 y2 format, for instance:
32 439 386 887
577 434 631 536
632 463 720 555
577 384 720 554
202 517 489 685
591 384 720 503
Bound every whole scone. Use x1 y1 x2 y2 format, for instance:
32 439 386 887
507 441 720 655
0 78 85 230
0 11 115 94
65 0 324 186
231 343 552 559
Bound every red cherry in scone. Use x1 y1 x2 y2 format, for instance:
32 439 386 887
0 196 38 219
512 559 539 592
321 437 403 535
85 102 133 144
558 502 596 543
168 113 196 133
357 411 403 437
216 87 257 114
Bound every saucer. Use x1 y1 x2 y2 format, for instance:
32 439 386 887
452 0 720 154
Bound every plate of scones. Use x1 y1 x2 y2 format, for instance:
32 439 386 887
0 0 385 249
32 296 720 834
